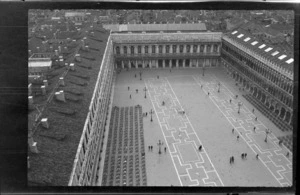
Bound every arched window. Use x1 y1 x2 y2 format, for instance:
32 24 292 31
145 46 148 53
186 45 190 53
131 46 135 54
207 45 211 53
193 45 197 53
180 45 183 53
166 45 170 53
173 45 177 53
138 45 141 54
116 46 120 54
152 45 156 53
200 45 204 53
213 44 218 52
159 45 162 53
123 46 127 54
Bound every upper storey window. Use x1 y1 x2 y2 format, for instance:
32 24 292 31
173 45 177 53
180 45 184 53
207 45 211 53
186 45 190 53
138 46 141 54
200 45 204 53
166 45 170 53
116 46 120 55
123 46 127 54
193 45 197 53
159 45 162 53
131 46 135 54
152 45 156 53
213 44 218 52
145 46 148 54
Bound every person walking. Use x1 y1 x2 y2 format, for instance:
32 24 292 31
208 92 210 96
237 135 239 141
286 152 290 158
130 94 131 99
146 112 148 117
253 126 256 132
232 128 234 134
245 153 247 159
199 145 202 151
128 86 130 91
136 89 138 93
148 146 150 151
255 117 257 121
164 147 167 153
135 74 137 78
241 153 244 159
150 146 153 151
256 154 259 159
230 99 232 103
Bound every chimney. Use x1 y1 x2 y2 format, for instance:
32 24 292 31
59 77 65 86
41 85 46 95
28 96 33 105
55 90 66 102
43 80 48 87
41 118 49 129
30 142 39 154
28 84 32 95
70 63 75 71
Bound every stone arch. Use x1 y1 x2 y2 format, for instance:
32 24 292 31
257 90 262 100
274 103 280 115
280 107 286 120
265 97 270 108
253 87 258 97
116 46 120 55
285 111 291 123
261 93 266 104
269 99 275 111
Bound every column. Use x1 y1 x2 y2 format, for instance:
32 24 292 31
183 59 186 68
156 60 158 68
170 45 173 53
196 59 199 67
197 45 200 53
163 60 165 68
135 60 138 69
211 45 214 53
183 45 187 53
149 61 152 69
176 60 179 68
283 111 287 121
156 45 159 54
121 61 124 69
163 45 166 54
204 45 207 53
142 45 145 54
128 61 131 69
176 45 179 53
120 46 124 55
289 112 292 125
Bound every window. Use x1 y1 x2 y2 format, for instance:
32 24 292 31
213 44 218 52
207 45 211 53
193 45 197 52
159 45 162 53
180 45 183 53
173 45 177 53
200 45 204 53
131 46 134 54
166 45 169 53
138 46 141 54
145 46 148 53
152 45 156 53
186 45 190 53
116 46 120 54
124 46 127 54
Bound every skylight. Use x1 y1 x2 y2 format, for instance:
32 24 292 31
237 34 244 38
251 41 258 45
286 58 294 64
265 47 273 52
271 51 279 56
244 37 251 42
278 55 287 60
232 31 238 35
259 44 266 49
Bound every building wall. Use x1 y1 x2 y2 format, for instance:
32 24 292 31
68 36 115 186
221 37 293 125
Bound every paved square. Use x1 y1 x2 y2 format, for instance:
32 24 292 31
249 133 278 152
177 143 201 164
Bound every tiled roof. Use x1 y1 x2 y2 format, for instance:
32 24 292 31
226 29 293 72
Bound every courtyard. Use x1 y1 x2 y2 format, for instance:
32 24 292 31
103 67 292 187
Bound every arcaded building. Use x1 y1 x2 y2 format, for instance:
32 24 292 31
221 29 294 132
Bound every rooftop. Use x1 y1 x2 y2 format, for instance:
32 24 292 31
103 23 207 32
225 29 294 73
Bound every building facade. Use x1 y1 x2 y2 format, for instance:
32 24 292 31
221 30 293 128
111 32 222 70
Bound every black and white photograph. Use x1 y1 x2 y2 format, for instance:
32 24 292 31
26 8 295 188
